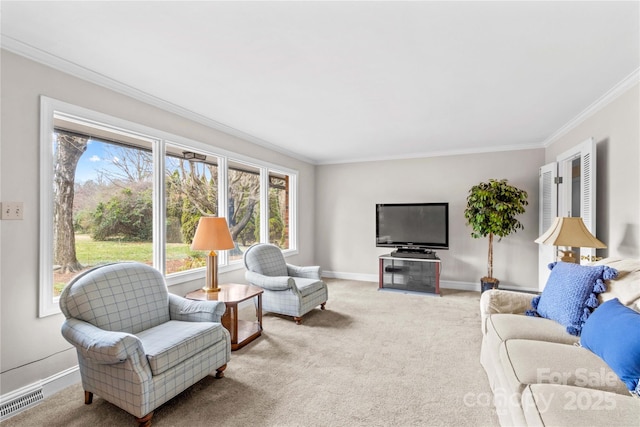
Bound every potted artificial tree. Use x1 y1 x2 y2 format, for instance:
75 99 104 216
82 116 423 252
464 179 529 292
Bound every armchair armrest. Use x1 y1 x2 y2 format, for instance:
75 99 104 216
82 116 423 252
61 318 144 365
245 271 295 291
286 264 321 280
169 293 226 322
479 289 537 334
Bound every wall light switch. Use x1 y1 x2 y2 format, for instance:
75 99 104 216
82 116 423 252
1 202 24 220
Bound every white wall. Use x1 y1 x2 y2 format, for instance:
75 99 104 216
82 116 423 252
0 50 316 395
315 149 545 290
544 83 640 259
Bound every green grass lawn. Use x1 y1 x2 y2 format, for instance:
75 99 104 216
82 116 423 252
54 235 203 295
54 236 253 295
74 234 196 265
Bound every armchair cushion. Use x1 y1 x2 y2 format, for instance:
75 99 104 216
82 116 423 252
137 320 226 375
294 278 326 297
60 262 170 334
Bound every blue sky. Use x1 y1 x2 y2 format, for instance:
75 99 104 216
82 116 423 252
75 140 117 183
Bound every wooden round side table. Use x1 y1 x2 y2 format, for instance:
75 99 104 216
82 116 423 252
186 283 263 351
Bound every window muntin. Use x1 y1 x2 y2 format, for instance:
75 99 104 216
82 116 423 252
40 97 298 317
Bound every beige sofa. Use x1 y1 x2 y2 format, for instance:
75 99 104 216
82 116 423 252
480 258 640 426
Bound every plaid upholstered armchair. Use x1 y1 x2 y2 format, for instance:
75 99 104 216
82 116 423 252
59 262 231 426
243 243 328 324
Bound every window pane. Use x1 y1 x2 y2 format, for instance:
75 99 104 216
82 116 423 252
52 120 153 296
269 172 290 250
165 146 218 274
228 161 260 261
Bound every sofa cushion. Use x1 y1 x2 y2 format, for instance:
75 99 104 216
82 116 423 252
526 262 618 336
486 314 578 357
581 298 640 395
522 383 640 427
499 339 628 396
593 258 640 310
137 320 226 375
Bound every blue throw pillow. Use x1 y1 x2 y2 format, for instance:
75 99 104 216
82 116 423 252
580 298 640 395
525 262 618 336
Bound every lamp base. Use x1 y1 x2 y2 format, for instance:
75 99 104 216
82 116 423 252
559 249 578 263
202 251 221 292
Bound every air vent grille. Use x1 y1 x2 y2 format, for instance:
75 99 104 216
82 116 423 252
0 388 43 419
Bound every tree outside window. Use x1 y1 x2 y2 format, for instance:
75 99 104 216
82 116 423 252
228 161 260 261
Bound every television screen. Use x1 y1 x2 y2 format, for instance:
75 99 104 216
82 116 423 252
376 203 449 250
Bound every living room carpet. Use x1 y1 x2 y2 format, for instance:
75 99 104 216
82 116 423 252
4 279 499 427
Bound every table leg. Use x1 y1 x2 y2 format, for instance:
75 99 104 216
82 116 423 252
230 304 238 346
257 294 263 331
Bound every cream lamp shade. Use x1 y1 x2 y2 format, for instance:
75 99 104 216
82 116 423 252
535 217 606 263
191 217 235 292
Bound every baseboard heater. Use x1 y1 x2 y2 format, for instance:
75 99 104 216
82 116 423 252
0 386 44 420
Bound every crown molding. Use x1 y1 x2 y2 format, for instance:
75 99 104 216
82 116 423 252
316 141 544 165
543 68 640 148
0 35 317 165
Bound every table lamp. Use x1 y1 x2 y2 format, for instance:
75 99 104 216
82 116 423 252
191 217 235 292
535 217 606 263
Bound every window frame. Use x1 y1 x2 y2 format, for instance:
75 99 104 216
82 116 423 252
39 96 298 317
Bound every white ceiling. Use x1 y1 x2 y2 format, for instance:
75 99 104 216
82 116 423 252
2 1 639 164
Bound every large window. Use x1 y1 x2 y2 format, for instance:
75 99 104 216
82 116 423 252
164 145 219 275
228 161 261 261
269 171 290 250
40 97 297 317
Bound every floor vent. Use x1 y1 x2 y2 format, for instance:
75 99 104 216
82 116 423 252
0 388 44 420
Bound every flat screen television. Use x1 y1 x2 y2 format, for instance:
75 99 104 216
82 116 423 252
376 202 449 251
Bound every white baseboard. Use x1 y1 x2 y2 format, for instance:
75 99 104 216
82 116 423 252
322 272 539 294
323 271 478 291
42 366 81 398
0 366 79 420
440 279 478 292
322 271 378 282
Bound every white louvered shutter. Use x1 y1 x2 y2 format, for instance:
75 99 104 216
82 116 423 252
538 162 557 290
579 139 596 263
555 138 597 265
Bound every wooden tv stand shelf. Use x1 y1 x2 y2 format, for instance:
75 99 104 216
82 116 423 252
379 254 441 295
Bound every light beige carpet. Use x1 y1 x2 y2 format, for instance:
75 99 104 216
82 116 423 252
4 279 499 427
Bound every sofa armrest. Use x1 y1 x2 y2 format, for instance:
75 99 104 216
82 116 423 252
286 264 321 279
245 271 294 291
480 289 536 334
61 318 144 365
168 293 226 323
